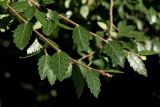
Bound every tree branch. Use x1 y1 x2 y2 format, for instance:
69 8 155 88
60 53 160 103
7 4 112 78
109 0 114 36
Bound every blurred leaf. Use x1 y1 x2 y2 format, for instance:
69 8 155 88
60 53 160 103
118 21 148 41
97 21 107 30
138 50 156 56
127 52 147 77
13 22 32 50
47 68 56 85
42 0 54 4
50 52 70 81
107 69 124 73
72 26 90 52
121 41 137 52
47 11 59 23
72 64 85 98
80 5 89 19
64 63 72 79
146 8 157 24
58 23 73 30
103 41 125 67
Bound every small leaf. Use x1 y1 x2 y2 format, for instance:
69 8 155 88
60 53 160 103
23 6 36 21
13 22 32 50
127 53 147 76
103 41 125 67
11 1 29 12
138 50 156 56
58 23 73 30
42 0 54 4
72 65 85 98
27 38 43 55
50 51 70 81
47 69 56 85
47 11 59 23
34 9 47 26
80 5 89 19
72 26 90 52
42 20 56 36
85 70 101 98
107 69 124 74
64 63 72 79
38 55 51 80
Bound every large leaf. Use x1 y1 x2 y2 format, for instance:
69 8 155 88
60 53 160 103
23 6 36 21
85 70 101 98
72 26 90 52
50 51 70 81
38 55 56 85
42 20 56 36
34 9 47 26
72 65 85 98
127 53 147 76
13 22 32 50
103 41 125 67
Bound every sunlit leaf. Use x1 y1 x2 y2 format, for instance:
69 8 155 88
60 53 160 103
127 52 147 76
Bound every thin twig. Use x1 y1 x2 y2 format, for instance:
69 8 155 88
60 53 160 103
78 51 95 61
7 4 112 78
109 0 114 36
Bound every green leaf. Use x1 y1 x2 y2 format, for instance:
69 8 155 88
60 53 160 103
48 11 59 23
42 0 54 4
72 65 85 98
103 41 125 67
107 69 124 74
38 55 56 85
46 69 56 85
50 51 70 81
58 23 73 30
23 6 36 21
80 5 89 18
11 1 29 12
85 70 101 98
118 21 148 41
64 63 72 79
121 41 138 52
138 50 156 56
38 55 51 80
72 26 90 52
42 20 56 36
13 22 32 50
127 53 147 76
34 9 47 26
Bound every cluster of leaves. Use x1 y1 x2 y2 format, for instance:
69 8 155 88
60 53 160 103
0 0 160 98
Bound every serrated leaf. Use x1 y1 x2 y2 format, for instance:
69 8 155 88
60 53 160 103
47 69 56 85
85 70 101 98
103 41 125 67
138 50 156 56
38 55 56 85
58 23 73 30
127 53 147 76
34 9 47 26
38 55 51 80
72 64 85 98
50 51 70 81
11 1 29 12
121 41 138 52
13 22 32 50
42 20 56 36
23 6 35 21
72 26 90 51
